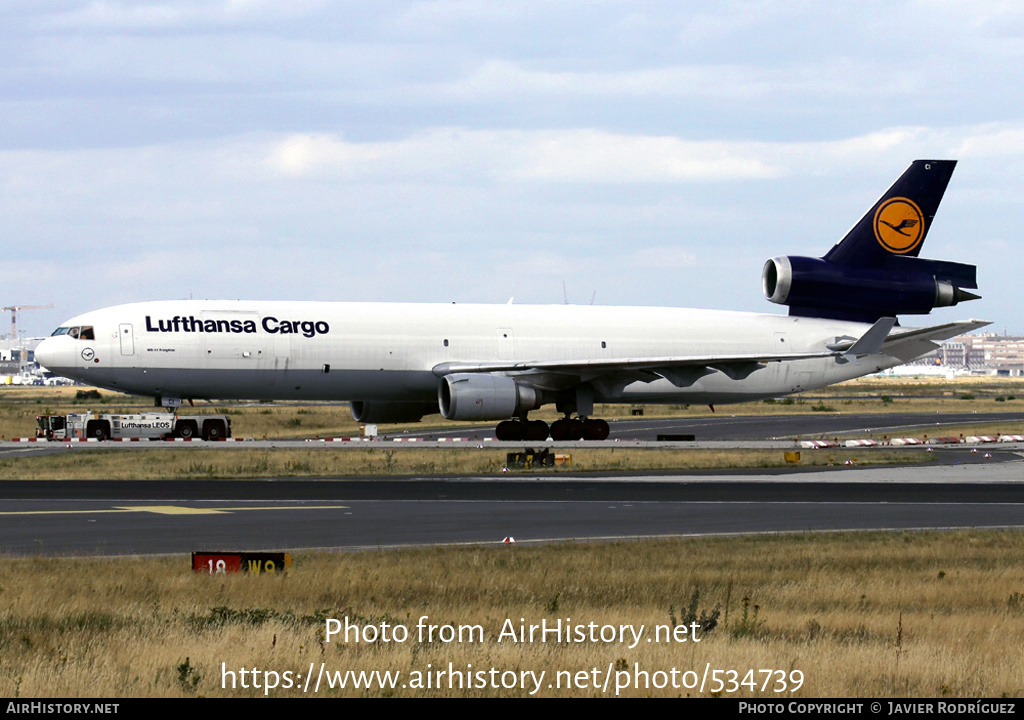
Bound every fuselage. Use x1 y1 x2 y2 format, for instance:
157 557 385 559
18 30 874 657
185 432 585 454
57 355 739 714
34 300 902 408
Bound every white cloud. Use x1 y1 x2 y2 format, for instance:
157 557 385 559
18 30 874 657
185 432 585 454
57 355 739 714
952 125 1024 158
35 0 327 32
510 131 779 182
266 133 378 177
260 124 1024 186
264 128 781 183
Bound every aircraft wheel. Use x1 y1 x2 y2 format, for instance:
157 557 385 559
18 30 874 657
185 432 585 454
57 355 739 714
495 420 523 442
583 418 610 441
550 418 584 441
525 420 550 441
551 418 584 441
567 419 585 440
549 419 568 441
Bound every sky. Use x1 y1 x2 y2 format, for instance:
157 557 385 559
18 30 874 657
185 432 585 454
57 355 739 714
3 1 1023 339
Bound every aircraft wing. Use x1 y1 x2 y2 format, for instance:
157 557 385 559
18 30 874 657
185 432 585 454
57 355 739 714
433 349 828 393
432 317 991 392
436 348 837 377
432 317 910 392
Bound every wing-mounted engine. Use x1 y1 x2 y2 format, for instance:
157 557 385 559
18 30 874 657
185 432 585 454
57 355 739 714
439 373 540 421
762 159 979 323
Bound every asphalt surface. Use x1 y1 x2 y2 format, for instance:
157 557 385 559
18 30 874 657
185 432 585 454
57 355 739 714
1 412 1022 556
1 459 1023 556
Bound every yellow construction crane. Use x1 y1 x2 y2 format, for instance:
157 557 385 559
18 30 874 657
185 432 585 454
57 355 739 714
2 304 54 341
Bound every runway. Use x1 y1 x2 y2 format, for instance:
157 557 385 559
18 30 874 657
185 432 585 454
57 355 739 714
2 412 1022 556
2 459 1023 556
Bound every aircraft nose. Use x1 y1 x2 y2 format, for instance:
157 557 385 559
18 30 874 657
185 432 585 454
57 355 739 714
34 337 55 369
34 337 72 373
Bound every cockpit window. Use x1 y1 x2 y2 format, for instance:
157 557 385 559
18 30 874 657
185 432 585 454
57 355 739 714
51 326 94 340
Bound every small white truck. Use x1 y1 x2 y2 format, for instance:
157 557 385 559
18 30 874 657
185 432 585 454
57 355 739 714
36 411 231 441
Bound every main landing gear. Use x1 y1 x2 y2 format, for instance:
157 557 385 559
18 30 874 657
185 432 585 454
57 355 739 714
493 415 610 441
493 384 610 441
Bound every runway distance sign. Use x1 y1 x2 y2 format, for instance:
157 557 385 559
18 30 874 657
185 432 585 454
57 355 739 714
192 552 292 574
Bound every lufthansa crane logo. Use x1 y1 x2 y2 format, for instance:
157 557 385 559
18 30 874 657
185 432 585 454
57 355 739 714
81 348 95 361
874 197 925 254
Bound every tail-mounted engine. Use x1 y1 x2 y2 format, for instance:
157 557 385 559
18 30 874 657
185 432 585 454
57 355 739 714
763 255 979 323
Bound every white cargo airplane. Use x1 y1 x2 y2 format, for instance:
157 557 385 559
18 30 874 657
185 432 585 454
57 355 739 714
35 160 986 440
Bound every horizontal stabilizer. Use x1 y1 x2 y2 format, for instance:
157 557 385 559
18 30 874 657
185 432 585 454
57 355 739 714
881 319 992 362
885 319 991 345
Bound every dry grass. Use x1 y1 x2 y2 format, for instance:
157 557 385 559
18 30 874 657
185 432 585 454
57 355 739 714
2 531 1023 697
0 447 930 480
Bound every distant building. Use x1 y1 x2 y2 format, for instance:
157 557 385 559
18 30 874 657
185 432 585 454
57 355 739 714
906 334 1024 376
0 337 45 384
